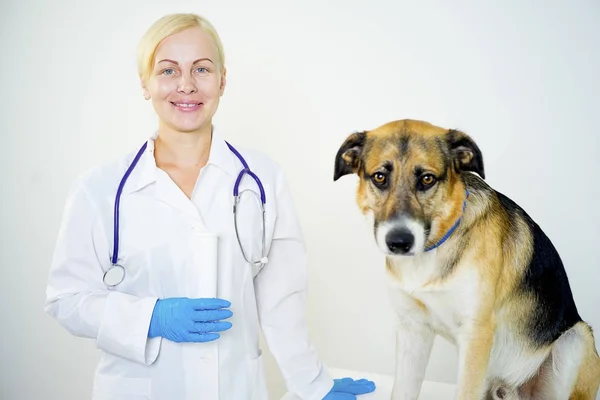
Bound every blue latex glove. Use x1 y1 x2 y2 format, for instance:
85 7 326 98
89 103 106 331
323 377 376 399
148 297 233 343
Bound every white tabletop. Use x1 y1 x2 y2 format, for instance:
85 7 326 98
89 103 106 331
281 367 456 400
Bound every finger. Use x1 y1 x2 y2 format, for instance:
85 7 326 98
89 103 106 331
188 332 220 343
348 378 375 386
343 382 376 395
344 378 375 386
327 393 355 400
194 321 232 333
193 309 233 322
333 377 355 391
190 298 231 310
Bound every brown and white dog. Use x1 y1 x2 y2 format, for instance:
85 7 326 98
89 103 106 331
333 119 600 400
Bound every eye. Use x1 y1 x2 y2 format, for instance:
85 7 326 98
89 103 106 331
372 172 387 187
161 68 175 76
418 174 437 190
195 67 208 73
421 174 435 185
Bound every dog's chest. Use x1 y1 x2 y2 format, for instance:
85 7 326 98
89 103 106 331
387 255 480 341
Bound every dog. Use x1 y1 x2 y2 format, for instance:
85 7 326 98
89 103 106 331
333 119 600 399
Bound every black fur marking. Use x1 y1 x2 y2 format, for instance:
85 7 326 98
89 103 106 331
496 190 582 346
496 387 506 399
414 166 425 178
447 129 485 179
424 220 431 234
334 131 367 181
399 136 410 156
437 168 448 183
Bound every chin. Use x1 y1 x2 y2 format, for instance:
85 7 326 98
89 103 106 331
166 117 211 134
155 106 215 133
176 124 209 133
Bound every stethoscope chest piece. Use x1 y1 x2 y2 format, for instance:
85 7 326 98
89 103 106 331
103 264 126 288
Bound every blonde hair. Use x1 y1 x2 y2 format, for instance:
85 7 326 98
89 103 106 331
137 13 226 82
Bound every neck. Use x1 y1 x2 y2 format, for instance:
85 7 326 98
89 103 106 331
424 186 469 252
154 123 212 169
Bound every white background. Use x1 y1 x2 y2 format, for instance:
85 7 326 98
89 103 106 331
2 0 599 399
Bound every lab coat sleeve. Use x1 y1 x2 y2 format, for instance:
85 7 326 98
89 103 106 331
44 177 161 365
254 168 334 400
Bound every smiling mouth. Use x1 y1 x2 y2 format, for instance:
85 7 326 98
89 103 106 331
171 102 202 110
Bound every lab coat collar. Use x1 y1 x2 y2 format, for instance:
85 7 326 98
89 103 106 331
206 126 238 177
124 135 156 194
125 125 238 194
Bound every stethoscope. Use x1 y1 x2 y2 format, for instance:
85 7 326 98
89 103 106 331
102 140 268 288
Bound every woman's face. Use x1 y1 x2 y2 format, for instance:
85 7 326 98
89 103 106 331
142 27 226 135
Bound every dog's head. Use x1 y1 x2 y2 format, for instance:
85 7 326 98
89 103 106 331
334 119 484 256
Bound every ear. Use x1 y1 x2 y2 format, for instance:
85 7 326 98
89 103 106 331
446 129 485 179
140 79 150 100
219 67 227 96
334 131 367 181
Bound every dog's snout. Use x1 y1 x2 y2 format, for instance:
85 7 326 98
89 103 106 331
386 228 415 254
376 218 425 255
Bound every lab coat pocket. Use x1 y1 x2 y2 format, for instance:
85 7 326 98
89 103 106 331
242 268 262 359
92 374 150 400
248 352 269 400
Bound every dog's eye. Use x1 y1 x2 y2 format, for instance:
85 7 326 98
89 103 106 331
420 174 436 186
372 172 387 186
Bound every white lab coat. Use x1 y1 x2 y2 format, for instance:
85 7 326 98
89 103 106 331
44 127 334 400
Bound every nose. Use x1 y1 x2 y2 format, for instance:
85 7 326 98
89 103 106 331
385 228 415 254
177 75 197 94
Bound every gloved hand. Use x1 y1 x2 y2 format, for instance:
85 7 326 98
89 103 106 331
323 377 376 399
148 297 233 343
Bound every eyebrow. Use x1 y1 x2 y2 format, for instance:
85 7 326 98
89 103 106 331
157 58 214 65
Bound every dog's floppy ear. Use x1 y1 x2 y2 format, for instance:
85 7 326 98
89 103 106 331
446 129 485 179
334 131 367 181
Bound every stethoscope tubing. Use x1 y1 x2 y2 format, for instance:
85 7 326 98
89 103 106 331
103 139 267 288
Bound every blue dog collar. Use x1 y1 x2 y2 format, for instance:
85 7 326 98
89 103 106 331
424 189 470 252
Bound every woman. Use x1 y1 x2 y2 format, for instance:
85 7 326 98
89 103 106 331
44 12 376 400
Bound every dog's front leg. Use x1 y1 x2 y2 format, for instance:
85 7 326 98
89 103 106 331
390 314 435 400
454 320 494 400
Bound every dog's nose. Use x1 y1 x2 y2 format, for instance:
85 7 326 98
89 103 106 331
386 229 415 254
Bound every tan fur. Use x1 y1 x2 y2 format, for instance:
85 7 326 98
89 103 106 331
334 119 600 399
385 257 402 283
570 324 600 400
